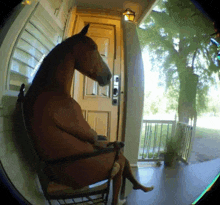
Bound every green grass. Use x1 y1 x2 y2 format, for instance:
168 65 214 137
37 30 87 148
139 151 164 159
195 127 220 139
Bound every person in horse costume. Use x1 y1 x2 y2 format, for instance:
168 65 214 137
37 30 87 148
23 24 154 205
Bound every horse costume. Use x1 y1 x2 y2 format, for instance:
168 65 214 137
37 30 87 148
23 24 153 205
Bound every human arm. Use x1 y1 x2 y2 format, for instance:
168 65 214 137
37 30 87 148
53 98 108 148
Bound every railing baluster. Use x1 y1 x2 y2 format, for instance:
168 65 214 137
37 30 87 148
186 125 190 158
146 122 150 159
185 125 193 161
185 126 189 159
184 125 189 159
181 125 184 158
153 123 157 158
147 123 152 159
179 123 183 158
142 122 147 159
158 123 163 159
185 125 191 160
166 123 169 147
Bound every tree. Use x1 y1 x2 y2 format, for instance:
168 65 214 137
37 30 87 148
143 90 167 116
137 0 220 123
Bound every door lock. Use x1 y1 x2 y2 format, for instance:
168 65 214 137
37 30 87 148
112 75 119 105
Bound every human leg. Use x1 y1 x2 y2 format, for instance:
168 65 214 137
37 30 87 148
122 158 154 192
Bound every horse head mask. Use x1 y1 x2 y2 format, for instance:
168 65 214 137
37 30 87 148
74 24 112 86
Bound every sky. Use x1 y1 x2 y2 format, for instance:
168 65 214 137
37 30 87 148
142 49 165 96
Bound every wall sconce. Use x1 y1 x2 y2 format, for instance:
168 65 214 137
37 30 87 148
22 0 38 5
22 0 32 5
123 8 135 22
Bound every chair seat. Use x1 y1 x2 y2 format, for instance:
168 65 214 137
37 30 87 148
47 181 108 199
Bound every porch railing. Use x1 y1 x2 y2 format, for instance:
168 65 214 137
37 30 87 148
176 121 195 163
138 119 195 163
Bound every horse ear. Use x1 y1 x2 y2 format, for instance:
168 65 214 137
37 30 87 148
80 24 90 36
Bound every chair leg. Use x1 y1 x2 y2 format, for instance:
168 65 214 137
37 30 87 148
120 176 126 200
86 196 94 203
57 199 62 205
47 199 52 205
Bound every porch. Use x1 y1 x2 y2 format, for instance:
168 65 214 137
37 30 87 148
122 158 220 205
138 119 220 165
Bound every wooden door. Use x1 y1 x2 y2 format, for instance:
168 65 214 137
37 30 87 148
73 15 121 142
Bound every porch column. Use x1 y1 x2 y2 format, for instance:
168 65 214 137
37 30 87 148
122 21 145 166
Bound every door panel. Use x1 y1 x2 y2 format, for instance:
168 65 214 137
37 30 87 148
83 26 114 100
87 111 110 137
73 15 119 141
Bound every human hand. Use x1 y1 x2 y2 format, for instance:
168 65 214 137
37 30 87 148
93 140 108 150
107 141 125 149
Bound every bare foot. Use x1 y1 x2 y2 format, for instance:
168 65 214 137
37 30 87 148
133 184 154 192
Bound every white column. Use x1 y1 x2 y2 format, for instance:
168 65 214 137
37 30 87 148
123 21 145 166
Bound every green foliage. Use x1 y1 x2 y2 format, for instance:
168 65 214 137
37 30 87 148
139 152 160 159
165 137 180 155
206 85 220 116
165 82 179 112
137 0 220 117
196 83 209 116
143 90 164 115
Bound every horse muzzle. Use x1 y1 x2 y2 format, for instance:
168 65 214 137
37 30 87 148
96 73 112 86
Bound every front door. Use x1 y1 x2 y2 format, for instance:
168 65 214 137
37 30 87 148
73 15 121 142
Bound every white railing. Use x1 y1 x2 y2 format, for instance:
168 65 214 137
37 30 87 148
176 121 196 163
138 120 176 161
138 119 195 163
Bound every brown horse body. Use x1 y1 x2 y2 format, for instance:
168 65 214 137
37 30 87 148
24 25 111 161
24 24 114 186
24 25 153 204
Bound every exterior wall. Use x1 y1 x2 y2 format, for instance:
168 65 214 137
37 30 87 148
123 21 145 166
0 95 48 204
0 0 75 204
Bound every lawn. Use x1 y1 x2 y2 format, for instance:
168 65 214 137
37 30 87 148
195 127 220 139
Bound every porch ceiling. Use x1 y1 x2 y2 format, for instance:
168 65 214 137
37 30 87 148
76 0 159 25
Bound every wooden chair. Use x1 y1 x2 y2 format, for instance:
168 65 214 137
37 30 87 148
17 84 124 205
